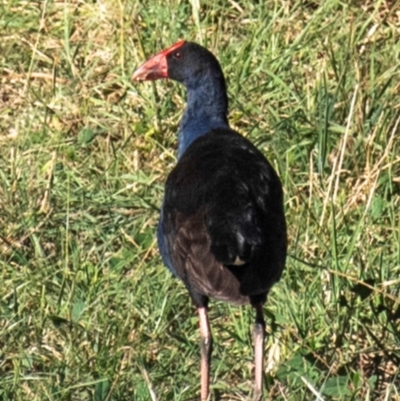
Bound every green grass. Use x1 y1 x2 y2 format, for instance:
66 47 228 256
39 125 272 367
1 0 400 400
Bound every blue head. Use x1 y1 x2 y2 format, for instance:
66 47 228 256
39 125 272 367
132 41 229 157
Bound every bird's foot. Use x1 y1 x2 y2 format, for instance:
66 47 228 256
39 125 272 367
252 390 264 401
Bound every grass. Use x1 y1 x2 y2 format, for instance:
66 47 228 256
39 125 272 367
1 0 400 400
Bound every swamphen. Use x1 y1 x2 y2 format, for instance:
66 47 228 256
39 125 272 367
132 41 287 401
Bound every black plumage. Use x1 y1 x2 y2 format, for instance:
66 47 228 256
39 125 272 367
162 128 286 307
132 41 287 401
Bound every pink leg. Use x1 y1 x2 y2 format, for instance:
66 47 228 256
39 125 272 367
198 307 212 401
253 303 265 401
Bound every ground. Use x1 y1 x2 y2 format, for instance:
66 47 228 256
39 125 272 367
1 0 399 400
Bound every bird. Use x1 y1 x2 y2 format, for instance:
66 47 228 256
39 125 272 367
132 40 287 401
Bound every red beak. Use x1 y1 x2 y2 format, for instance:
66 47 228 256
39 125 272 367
131 40 185 81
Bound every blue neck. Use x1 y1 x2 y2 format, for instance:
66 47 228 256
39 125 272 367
177 72 229 158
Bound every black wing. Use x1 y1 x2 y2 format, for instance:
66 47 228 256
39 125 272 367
160 128 287 306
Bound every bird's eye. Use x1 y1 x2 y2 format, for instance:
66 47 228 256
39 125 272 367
174 51 182 59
